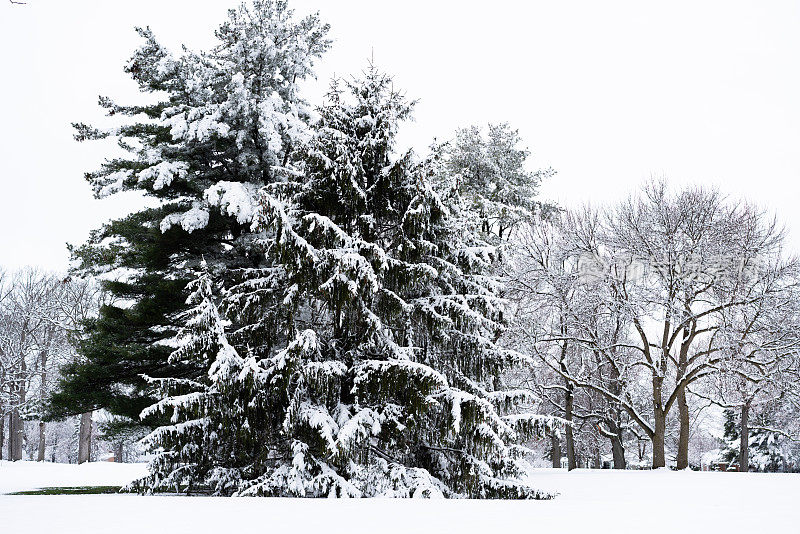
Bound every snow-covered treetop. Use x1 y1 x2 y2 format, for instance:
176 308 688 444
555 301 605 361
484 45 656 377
74 0 331 242
432 123 555 242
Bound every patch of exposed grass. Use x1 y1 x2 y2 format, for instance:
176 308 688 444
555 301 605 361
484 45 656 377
9 486 122 495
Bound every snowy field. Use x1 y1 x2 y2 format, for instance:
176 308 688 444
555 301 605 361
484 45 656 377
2 461 799 534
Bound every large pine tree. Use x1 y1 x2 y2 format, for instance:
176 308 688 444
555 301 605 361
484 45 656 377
142 67 558 498
50 0 331 428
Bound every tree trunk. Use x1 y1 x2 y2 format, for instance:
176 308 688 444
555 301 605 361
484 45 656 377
557 332 577 471
115 441 125 463
11 329 28 462
565 386 577 471
607 419 626 469
739 401 750 472
78 411 93 464
38 346 49 462
0 412 4 461
611 436 625 469
676 385 690 470
551 430 562 468
37 421 46 462
675 326 691 470
650 371 667 469
652 410 666 468
10 409 24 461
605 360 626 470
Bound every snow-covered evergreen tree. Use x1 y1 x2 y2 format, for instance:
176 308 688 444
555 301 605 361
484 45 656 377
240 67 559 498
721 404 800 472
432 123 555 242
142 67 559 498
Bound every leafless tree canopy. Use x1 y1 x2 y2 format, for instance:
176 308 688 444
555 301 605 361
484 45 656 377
508 181 800 469
0 269 101 461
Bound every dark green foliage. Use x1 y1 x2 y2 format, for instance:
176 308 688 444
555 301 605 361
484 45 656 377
49 0 331 433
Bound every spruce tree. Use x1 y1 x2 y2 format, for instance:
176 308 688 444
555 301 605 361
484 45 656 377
143 67 557 498
721 405 798 472
140 261 246 493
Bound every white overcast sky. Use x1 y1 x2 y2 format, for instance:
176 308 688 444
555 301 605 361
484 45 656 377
1 0 799 271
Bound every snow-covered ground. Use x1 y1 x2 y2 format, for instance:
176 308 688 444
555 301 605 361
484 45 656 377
1 462 798 533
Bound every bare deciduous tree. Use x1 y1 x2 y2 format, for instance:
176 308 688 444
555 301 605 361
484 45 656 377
511 181 797 468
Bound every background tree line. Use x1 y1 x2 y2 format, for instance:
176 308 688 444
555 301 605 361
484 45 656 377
0 269 129 463
508 181 800 471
